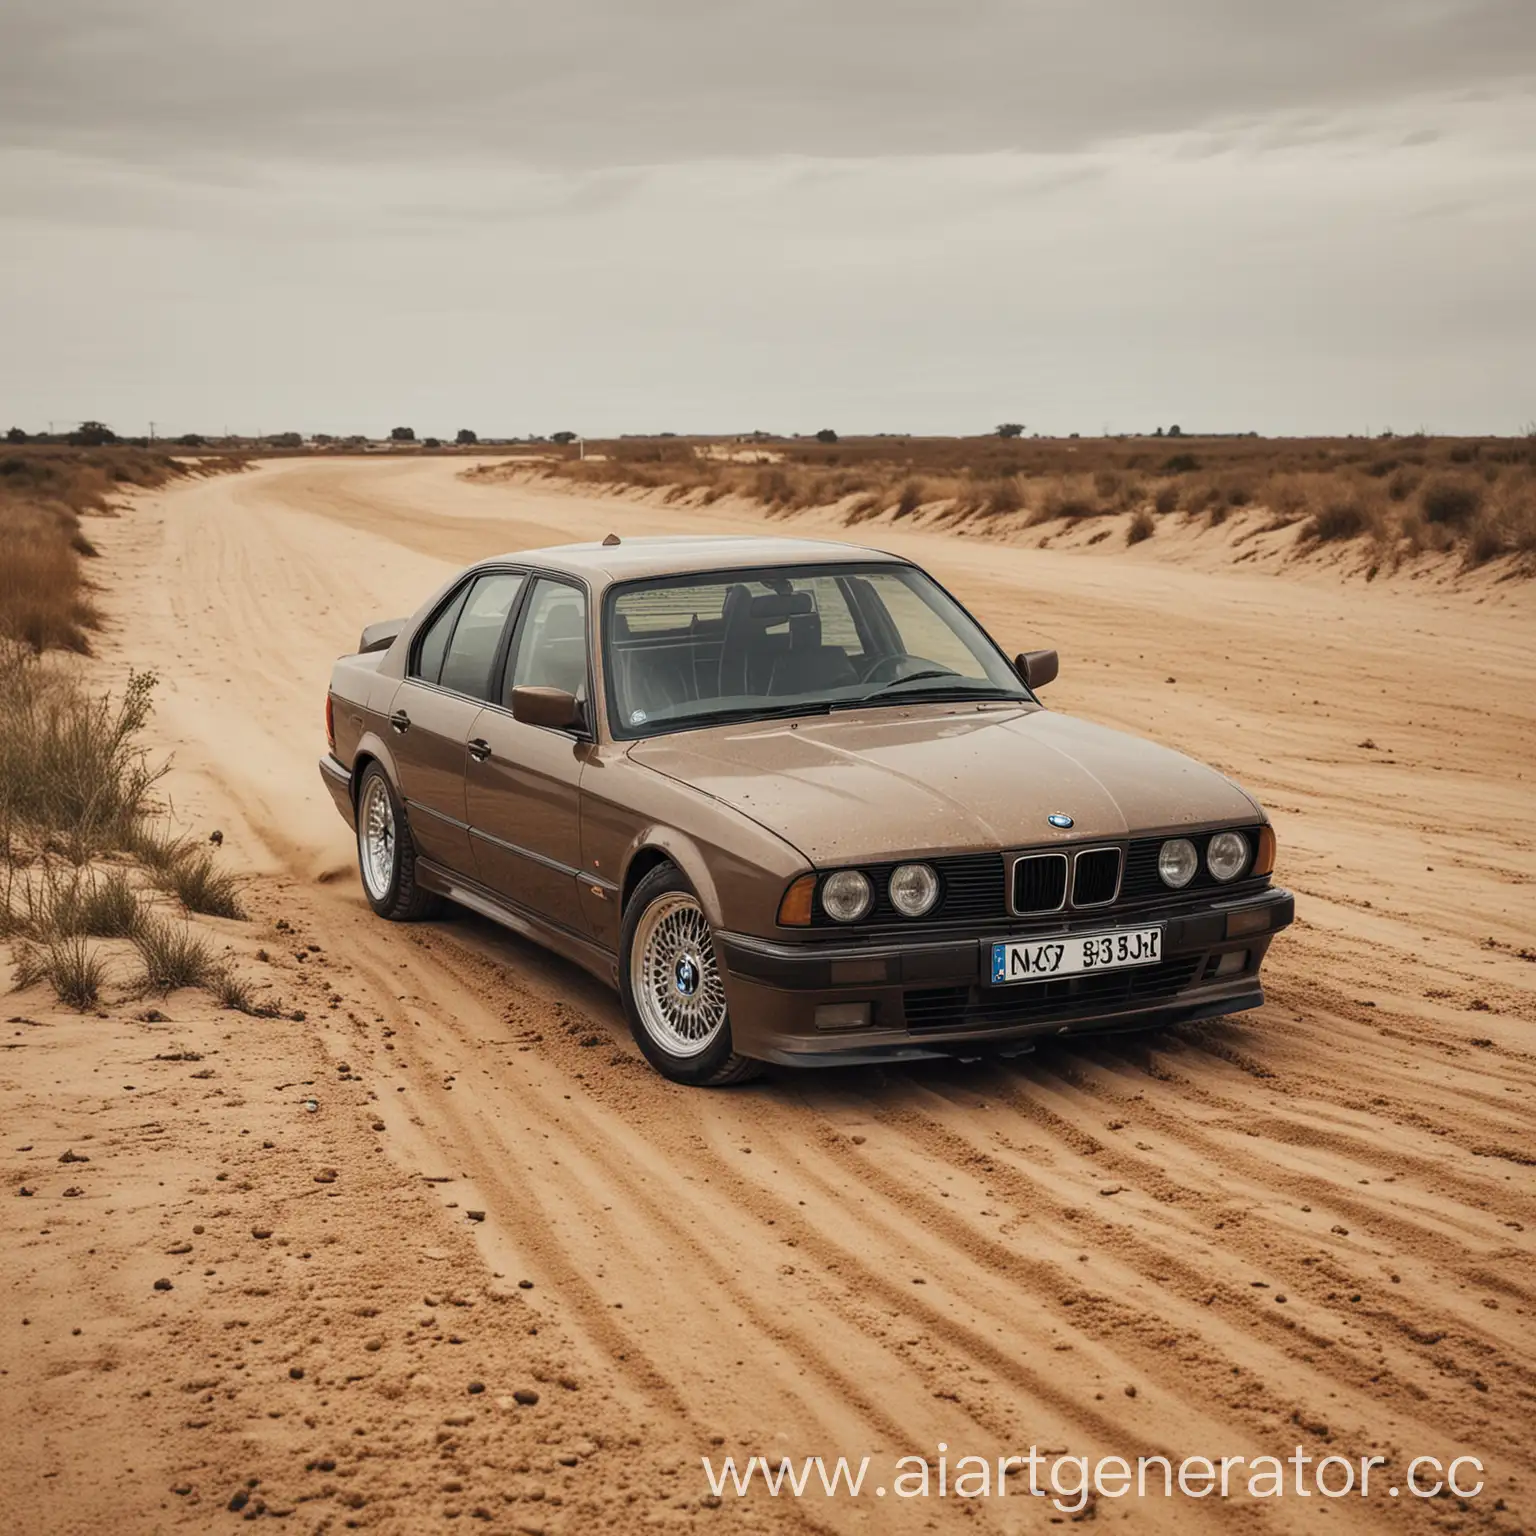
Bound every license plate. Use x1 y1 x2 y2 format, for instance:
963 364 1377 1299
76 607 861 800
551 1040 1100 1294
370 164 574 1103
991 925 1163 984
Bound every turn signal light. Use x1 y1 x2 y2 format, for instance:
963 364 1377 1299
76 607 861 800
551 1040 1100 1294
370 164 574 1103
325 692 336 751
777 873 816 927
1253 825 1276 878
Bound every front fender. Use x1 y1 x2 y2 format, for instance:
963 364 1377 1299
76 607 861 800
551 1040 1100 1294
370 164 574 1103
620 826 729 929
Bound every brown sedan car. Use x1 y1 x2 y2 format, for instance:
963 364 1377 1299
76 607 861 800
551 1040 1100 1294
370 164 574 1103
320 535 1292 1085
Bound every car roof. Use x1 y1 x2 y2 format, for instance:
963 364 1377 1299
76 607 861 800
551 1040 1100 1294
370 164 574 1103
484 534 906 586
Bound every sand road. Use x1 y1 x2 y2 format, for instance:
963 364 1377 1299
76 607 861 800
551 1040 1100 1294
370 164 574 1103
8 457 1534 1534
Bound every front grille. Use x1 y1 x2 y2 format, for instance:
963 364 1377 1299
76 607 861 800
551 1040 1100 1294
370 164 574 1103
1072 848 1121 906
1013 853 1067 913
904 957 1203 1033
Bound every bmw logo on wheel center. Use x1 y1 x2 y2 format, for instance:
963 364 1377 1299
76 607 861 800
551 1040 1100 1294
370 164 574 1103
674 955 700 997
1048 813 1075 829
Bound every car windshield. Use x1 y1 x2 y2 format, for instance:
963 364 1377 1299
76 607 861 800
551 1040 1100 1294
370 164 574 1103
603 562 1028 737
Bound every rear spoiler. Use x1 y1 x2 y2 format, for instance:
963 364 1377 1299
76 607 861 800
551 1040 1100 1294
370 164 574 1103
358 618 406 655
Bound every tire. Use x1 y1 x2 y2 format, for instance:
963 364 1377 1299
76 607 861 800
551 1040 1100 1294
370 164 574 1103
355 762 442 922
619 864 762 1086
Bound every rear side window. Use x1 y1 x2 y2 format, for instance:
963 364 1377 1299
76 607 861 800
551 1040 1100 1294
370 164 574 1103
412 585 470 685
438 572 526 699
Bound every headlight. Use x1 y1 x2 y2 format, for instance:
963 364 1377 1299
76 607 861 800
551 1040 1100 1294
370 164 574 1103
1158 838 1199 888
821 869 873 923
888 863 939 918
1207 830 1249 882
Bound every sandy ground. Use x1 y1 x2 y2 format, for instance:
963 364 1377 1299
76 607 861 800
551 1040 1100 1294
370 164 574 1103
3 457 1533 1535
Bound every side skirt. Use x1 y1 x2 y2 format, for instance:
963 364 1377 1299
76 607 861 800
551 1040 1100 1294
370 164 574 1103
413 859 620 990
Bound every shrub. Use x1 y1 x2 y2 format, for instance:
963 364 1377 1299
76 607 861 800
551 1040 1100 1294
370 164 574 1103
1162 453 1201 474
212 966 257 1013
1153 483 1179 515
894 478 926 518
1386 466 1421 502
1419 476 1483 527
1305 498 1377 543
1126 509 1155 545
0 654 165 857
133 915 220 993
76 866 142 935
983 477 1023 516
151 846 245 919
11 934 106 1009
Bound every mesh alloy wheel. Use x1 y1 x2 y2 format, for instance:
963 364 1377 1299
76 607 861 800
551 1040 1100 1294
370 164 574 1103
358 772 397 901
629 891 729 1058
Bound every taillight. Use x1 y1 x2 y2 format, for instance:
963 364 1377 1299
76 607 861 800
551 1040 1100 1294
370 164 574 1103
325 693 336 751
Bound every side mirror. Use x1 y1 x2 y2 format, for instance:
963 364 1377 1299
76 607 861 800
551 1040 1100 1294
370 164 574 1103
510 685 584 731
1015 649 1059 690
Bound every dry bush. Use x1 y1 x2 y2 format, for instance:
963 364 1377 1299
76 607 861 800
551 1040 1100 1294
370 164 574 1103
0 446 202 653
1419 475 1483 528
893 478 926 518
1126 510 1155 545
0 649 164 859
6 863 143 941
1304 496 1382 544
212 966 258 1013
525 433 1535 572
133 914 220 993
153 846 245 919
12 933 107 1009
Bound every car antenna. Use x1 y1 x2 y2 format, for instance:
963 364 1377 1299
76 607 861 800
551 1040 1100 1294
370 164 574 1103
602 532 621 546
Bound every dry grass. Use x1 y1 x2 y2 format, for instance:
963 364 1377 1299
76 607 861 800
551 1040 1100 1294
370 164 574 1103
132 913 221 993
0 647 165 861
152 845 246 919
11 933 107 1010
0 446 215 653
490 432 1536 575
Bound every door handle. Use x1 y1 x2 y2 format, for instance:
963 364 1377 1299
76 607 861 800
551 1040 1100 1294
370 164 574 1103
467 737 492 763
389 710 410 733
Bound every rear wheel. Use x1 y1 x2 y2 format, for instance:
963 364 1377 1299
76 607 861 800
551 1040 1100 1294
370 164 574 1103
620 865 761 1086
356 762 441 921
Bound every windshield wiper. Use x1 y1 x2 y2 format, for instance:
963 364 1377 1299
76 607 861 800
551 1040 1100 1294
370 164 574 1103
834 672 1022 710
644 700 836 731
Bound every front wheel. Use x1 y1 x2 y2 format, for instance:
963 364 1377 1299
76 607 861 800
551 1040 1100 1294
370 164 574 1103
356 762 441 921
619 865 761 1086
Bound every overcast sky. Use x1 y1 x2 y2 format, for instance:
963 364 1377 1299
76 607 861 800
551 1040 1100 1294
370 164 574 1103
2 1 1533 438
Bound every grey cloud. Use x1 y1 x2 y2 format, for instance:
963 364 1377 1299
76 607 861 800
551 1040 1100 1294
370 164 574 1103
1 0 1532 172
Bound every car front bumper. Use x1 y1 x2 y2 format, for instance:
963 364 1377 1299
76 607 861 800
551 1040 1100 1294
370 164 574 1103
715 886 1294 1066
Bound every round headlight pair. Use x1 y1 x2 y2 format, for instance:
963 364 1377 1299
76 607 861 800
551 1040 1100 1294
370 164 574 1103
821 863 939 922
1158 831 1249 888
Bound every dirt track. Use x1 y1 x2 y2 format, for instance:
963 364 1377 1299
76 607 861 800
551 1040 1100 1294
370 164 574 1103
5 457 1534 1534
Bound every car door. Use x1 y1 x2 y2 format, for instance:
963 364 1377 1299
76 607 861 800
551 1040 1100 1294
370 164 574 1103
465 576 592 935
388 569 526 875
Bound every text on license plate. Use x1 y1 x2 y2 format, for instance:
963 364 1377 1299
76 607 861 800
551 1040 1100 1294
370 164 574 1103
991 925 1162 984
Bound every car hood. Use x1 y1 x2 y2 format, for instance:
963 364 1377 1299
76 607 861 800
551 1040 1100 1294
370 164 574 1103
626 703 1259 865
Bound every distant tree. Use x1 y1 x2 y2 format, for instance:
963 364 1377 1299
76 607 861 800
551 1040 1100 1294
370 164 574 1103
176 432 206 447
996 423 1025 439
423 436 442 448
455 428 478 445
5 426 26 443
312 433 335 445
815 428 838 444
266 431 303 448
389 426 416 442
1153 426 1165 437
550 430 579 445
71 420 117 446
1166 423 1183 438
